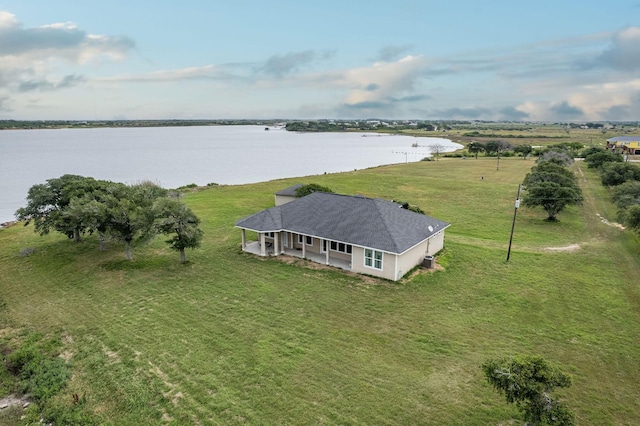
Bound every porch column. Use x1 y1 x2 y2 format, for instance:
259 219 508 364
241 229 246 249
325 239 330 265
302 236 306 258
260 233 266 256
274 232 280 255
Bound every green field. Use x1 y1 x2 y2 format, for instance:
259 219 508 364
1 156 639 424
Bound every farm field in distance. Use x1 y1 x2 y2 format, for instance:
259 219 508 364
1 130 639 424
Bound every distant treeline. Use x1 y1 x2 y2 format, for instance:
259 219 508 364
463 131 569 138
0 119 285 130
285 122 350 132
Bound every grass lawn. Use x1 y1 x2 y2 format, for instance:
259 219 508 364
1 157 639 424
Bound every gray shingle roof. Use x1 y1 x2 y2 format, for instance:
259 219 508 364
607 136 640 142
236 192 450 254
275 183 304 196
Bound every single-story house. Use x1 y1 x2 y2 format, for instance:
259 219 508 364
606 136 640 155
274 183 303 206
235 191 450 281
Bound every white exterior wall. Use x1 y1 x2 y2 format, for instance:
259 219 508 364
351 247 397 281
243 228 447 281
425 231 445 255
396 239 429 280
275 194 297 206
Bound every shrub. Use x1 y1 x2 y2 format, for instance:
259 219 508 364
537 151 574 166
600 162 640 186
21 357 71 403
178 183 198 190
584 151 623 169
611 181 640 209
295 183 334 197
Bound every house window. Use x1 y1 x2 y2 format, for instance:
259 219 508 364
330 241 352 254
364 249 383 270
305 236 313 245
265 232 274 238
298 234 303 244
321 240 327 252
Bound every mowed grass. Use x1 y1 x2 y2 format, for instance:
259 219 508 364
1 157 639 424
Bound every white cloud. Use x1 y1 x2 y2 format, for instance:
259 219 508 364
596 26 640 71
341 55 429 105
95 65 242 83
0 11 17 28
0 10 135 100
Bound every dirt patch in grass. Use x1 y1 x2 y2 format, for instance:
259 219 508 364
59 349 74 362
544 244 581 252
596 213 625 230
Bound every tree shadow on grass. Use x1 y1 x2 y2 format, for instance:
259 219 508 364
99 254 181 271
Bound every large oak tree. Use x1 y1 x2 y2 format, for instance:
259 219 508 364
522 161 583 221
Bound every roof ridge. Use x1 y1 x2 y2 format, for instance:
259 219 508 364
373 198 401 253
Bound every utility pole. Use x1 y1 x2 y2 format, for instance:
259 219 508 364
506 184 521 262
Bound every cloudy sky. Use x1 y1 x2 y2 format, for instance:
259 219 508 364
1 1 639 121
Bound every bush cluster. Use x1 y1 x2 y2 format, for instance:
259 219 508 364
583 148 640 232
3 333 96 424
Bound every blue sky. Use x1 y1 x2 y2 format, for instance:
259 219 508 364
1 1 639 121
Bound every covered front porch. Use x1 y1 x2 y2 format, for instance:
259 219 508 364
241 239 352 271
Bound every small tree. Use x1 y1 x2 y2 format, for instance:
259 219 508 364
486 140 513 170
295 183 334 197
482 355 575 425
429 142 446 161
485 140 512 156
514 144 533 159
154 198 203 263
467 141 485 159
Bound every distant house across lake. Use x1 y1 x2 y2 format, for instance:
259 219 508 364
606 136 640 155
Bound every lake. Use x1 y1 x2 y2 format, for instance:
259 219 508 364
0 125 458 225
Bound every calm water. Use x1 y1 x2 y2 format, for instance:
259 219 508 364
0 125 457 224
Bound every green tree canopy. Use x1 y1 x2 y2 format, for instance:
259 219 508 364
522 162 583 221
600 162 640 186
295 183 334 197
467 141 485 159
485 140 513 156
611 181 640 209
622 205 640 233
15 174 104 242
584 150 623 169
106 182 167 260
482 355 574 425
154 198 204 263
580 146 604 158
514 144 533 159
